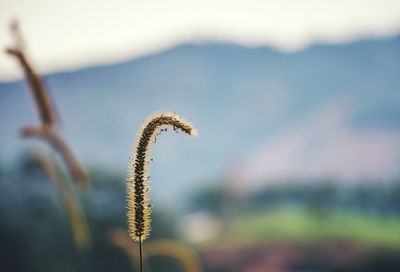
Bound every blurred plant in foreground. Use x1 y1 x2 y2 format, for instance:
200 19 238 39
34 150 91 248
110 229 203 272
5 19 88 189
4 20 91 249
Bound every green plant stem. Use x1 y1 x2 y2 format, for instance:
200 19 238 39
139 237 143 272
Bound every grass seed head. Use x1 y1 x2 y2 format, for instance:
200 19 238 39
127 112 197 241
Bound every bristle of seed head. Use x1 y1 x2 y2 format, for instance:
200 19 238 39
127 112 197 241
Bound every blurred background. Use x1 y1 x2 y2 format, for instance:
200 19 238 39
1 0 400 271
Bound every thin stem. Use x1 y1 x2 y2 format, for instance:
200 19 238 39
21 126 88 189
139 237 143 272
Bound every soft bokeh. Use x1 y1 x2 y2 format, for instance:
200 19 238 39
1 1 400 271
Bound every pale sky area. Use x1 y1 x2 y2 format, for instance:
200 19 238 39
1 0 400 80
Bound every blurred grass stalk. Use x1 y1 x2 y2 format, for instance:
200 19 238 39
4 19 91 249
5 19 88 189
6 19 55 127
110 229 203 272
21 126 88 189
35 150 91 248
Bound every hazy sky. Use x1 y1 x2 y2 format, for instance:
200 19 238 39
1 0 400 79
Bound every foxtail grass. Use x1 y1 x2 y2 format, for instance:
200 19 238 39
127 112 197 271
22 126 88 189
5 20 56 127
34 150 91 248
6 20 89 189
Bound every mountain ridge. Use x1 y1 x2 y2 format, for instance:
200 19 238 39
1 35 400 204
1 33 400 84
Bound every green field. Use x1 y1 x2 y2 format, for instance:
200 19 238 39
232 207 400 248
